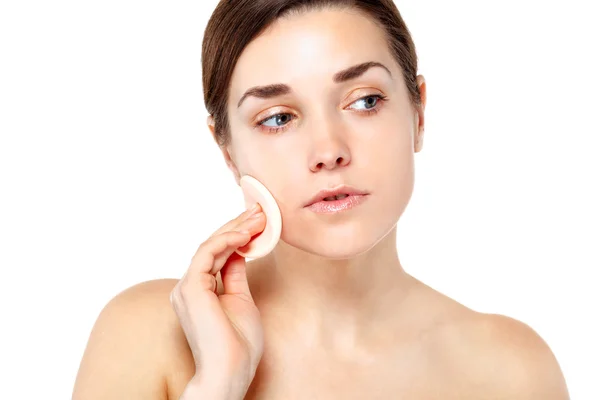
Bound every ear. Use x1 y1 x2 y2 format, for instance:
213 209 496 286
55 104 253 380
413 75 427 153
207 115 218 144
219 146 242 185
207 115 242 185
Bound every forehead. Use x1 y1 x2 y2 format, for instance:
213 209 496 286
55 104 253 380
229 8 396 105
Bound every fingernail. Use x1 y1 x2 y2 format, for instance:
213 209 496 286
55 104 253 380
249 203 260 213
249 211 263 219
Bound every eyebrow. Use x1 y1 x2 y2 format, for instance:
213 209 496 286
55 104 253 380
236 61 392 108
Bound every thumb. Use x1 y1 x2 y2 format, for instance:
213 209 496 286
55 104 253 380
220 251 253 300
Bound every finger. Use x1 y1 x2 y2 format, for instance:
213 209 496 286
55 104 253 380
220 251 253 299
209 202 262 238
189 230 252 276
212 212 266 269
185 208 265 282
217 213 266 299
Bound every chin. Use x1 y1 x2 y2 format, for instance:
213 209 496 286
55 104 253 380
279 219 397 260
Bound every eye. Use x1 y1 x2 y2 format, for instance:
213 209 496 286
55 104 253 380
347 94 387 111
259 113 294 131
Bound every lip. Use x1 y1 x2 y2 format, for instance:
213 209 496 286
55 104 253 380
304 184 368 207
306 193 368 214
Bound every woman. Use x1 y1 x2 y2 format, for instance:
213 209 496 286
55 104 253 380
73 1 569 399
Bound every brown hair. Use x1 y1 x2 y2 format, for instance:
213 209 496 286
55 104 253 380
202 0 422 148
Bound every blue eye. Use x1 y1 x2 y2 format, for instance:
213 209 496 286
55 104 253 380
255 94 388 134
261 113 293 129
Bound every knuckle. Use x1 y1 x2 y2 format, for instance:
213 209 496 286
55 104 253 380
178 279 196 300
198 273 217 291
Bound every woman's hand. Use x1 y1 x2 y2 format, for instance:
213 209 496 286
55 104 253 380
170 203 267 394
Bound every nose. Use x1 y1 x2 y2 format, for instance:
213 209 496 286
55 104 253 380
311 155 349 172
308 122 351 172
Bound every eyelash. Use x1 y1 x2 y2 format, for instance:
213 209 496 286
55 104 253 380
254 94 388 134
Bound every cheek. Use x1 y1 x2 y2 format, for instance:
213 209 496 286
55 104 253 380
237 147 303 212
366 127 415 210
236 137 293 175
251 150 301 183
364 124 414 174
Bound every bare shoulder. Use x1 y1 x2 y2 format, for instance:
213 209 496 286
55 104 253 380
435 311 570 399
405 278 570 398
73 278 186 400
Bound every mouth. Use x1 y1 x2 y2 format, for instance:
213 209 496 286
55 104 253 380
322 193 350 201
305 193 369 214
305 185 368 207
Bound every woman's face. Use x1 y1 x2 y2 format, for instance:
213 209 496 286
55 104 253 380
219 8 425 258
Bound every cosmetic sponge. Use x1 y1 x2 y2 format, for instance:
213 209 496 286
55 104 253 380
235 174 282 259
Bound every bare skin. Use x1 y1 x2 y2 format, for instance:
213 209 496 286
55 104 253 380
154 256 566 399
72 255 569 399
157 265 462 399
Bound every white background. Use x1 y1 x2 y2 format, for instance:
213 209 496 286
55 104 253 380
1 0 598 398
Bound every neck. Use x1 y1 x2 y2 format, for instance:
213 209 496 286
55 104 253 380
255 227 417 351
